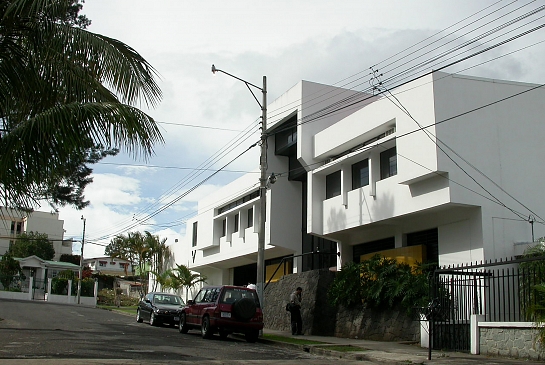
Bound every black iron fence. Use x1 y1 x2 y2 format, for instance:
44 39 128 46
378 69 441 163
428 255 545 352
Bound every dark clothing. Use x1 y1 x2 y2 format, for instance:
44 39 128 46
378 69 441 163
290 305 302 335
289 289 303 335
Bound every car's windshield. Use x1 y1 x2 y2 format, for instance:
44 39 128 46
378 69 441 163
153 294 183 305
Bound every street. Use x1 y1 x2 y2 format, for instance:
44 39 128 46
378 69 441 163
0 299 363 364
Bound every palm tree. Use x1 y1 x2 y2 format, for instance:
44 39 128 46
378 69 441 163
0 0 163 210
145 232 172 292
170 264 207 302
152 269 174 292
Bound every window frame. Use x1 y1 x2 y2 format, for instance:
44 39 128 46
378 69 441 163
325 170 342 199
192 222 198 247
351 158 369 190
233 213 239 233
380 147 397 180
247 207 253 228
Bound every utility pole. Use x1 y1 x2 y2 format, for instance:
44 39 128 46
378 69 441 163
77 215 86 304
212 65 267 305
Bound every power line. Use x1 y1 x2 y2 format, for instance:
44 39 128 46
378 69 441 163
98 161 259 174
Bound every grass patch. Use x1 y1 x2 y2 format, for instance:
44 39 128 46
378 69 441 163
315 345 367 352
262 334 327 345
98 305 138 315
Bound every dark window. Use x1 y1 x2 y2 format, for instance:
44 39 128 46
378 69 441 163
217 190 259 215
247 207 253 228
325 170 341 199
10 221 22 234
352 237 395 263
221 219 226 237
352 159 369 189
407 228 439 264
380 147 397 179
192 222 198 247
234 213 239 233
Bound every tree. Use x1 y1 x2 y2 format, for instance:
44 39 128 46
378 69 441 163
152 269 175 292
9 231 55 260
170 264 206 302
0 253 24 289
105 231 151 294
146 232 172 292
59 253 81 265
0 0 163 211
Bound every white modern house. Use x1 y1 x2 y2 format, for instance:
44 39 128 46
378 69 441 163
0 207 72 260
171 72 545 287
308 72 544 267
84 256 133 276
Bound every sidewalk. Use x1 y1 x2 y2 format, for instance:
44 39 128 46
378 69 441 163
261 329 538 364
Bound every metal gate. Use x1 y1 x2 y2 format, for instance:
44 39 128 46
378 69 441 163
429 269 488 352
32 278 46 300
429 256 545 352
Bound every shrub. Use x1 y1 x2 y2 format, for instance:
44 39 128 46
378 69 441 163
51 277 69 295
520 241 545 344
328 254 434 314
97 288 139 306
81 278 95 297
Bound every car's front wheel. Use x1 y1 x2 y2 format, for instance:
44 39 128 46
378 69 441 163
136 309 143 323
201 316 213 339
179 313 189 334
150 312 157 326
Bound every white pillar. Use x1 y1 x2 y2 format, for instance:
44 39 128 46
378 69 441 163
68 279 73 304
28 276 34 300
471 314 485 354
420 314 429 348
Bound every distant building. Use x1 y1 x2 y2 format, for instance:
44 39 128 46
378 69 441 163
0 207 71 261
84 257 133 276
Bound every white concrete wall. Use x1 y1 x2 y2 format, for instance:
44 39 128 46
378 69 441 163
433 73 545 260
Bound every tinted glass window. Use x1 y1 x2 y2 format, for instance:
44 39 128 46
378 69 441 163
247 207 253 228
326 170 341 199
380 147 397 179
352 159 369 189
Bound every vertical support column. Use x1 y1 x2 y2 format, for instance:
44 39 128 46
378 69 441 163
68 279 73 304
28 276 34 300
471 314 485 354
47 279 52 302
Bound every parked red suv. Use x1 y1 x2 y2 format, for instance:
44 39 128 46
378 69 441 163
178 285 263 342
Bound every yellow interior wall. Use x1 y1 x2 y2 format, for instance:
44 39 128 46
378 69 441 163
265 260 293 283
360 244 427 267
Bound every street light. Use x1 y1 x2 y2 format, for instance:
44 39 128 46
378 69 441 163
77 215 86 304
212 64 267 305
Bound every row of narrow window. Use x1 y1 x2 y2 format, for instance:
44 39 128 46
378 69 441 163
191 207 255 246
326 146 397 199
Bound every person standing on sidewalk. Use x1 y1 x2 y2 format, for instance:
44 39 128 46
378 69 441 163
289 287 303 335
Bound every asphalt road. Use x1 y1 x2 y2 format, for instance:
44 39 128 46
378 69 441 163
0 299 363 364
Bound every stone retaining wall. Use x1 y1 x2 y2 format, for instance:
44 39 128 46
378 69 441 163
263 269 419 341
480 327 544 361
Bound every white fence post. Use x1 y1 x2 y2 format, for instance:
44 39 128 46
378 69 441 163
470 314 485 354
28 276 34 300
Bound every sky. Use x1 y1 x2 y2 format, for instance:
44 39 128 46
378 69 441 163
53 0 545 258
